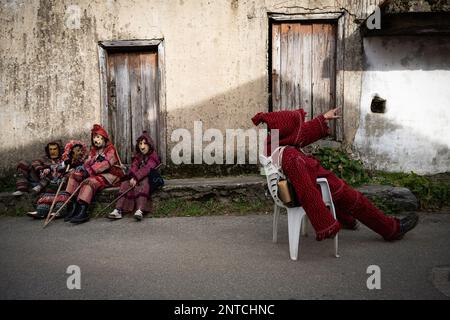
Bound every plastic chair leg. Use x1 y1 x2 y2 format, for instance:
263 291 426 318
273 204 280 243
287 207 306 261
301 215 308 237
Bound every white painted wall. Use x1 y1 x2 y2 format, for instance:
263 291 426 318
354 36 450 174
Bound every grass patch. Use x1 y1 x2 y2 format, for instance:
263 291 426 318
370 171 450 211
314 147 450 211
152 197 272 218
88 197 272 219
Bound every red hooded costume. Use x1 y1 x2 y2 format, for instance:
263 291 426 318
252 109 400 241
116 131 161 213
66 124 124 205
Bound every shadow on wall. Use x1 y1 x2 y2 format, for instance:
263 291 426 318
362 35 450 71
0 74 355 178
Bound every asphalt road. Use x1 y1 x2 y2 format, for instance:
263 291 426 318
0 212 449 300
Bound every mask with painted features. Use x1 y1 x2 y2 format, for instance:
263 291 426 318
71 145 83 163
138 139 151 155
48 144 60 160
93 134 106 149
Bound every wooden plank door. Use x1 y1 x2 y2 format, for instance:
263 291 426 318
272 21 341 139
107 50 159 163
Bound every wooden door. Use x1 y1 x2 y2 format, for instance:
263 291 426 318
272 21 341 139
107 50 160 163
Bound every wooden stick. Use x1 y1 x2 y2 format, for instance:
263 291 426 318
98 185 135 217
113 146 127 174
44 165 70 225
43 180 85 228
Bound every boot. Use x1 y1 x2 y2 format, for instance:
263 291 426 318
391 213 419 240
64 200 79 222
70 202 90 224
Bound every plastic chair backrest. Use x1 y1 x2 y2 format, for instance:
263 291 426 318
260 147 287 209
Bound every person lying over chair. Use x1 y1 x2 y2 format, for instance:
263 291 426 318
252 107 418 241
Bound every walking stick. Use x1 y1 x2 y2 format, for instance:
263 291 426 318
43 179 86 228
97 185 135 217
44 165 70 225
112 145 127 174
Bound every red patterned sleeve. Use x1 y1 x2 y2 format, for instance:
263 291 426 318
86 148 118 175
31 159 46 172
129 153 160 182
298 114 330 147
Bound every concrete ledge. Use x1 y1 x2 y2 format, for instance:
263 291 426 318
0 177 419 215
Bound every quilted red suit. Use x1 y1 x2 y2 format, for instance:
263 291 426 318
66 124 124 204
252 109 400 241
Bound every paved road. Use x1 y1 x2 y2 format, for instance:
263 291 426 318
0 212 449 299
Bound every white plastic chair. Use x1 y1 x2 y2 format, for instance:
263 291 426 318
260 148 340 260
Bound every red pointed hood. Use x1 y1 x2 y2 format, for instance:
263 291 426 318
91 124 110 141
251 109 307 146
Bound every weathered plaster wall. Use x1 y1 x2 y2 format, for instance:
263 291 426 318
0 0 376 176
354 35 450 174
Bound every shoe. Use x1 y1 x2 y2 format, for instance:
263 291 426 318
107 209 123 220
26 211 46 219
64 201 79 222
26 211 39 218
134 209 143 221
31 185 43 194
393 213 419 240
70 202 90 224
12 190 25 196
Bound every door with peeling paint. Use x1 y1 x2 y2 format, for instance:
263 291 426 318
107 50 160 164
271 21 342 140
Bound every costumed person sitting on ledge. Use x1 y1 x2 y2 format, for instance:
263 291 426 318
252 107 418 241
107 131 161 221
13 141 63 196
26 141 87 219
64 124 124 224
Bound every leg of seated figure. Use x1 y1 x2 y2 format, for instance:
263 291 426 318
16 161 31 193
282 148 341 241
316 166 358 230
66 174 81 195
333 182 400 240
77 176 104 205
335 207 359 230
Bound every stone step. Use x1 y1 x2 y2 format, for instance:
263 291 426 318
0 176 418 215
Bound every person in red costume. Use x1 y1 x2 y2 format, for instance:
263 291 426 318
107 131 161 221
252 107 418 241
63 124 124 224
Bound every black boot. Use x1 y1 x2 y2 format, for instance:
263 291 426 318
64 200 79 222
394 213 419 240
70 202 90 224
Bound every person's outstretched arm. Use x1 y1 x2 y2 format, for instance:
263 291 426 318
298 107 341 147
